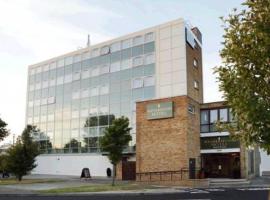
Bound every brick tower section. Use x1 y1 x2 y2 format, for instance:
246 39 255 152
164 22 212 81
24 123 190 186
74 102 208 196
136 96 201 175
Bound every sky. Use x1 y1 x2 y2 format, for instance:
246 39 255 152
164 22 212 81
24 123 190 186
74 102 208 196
0 0 245 144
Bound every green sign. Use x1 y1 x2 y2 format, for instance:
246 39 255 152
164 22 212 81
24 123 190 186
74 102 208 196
147 102 173 120
201 136 240 150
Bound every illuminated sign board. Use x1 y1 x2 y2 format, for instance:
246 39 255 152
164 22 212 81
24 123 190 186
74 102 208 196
201 136 240 150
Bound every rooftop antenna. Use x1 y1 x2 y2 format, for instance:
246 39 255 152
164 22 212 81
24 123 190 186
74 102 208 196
87 34 91 47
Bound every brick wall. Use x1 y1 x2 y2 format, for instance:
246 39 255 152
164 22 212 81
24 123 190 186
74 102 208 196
136 96 201 175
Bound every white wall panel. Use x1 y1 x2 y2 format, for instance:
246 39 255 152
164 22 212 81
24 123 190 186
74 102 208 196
32 154 112 177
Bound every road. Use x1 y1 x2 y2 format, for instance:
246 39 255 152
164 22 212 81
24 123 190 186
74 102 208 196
0 188 269 200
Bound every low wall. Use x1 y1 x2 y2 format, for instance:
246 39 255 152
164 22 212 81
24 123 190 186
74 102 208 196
137 179 209 187
32 154 112 177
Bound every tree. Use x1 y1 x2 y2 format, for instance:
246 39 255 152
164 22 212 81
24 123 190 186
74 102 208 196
99 116 132 186
6 125 39 181
0 118 9 141
215 0 270 153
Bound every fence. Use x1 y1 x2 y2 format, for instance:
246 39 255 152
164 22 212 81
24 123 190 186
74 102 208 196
136 168 203 182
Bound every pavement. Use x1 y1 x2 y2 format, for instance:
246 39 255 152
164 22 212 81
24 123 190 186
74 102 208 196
0 174 269 196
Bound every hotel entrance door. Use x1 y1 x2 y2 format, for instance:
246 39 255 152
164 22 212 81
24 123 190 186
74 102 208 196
202 153 240 178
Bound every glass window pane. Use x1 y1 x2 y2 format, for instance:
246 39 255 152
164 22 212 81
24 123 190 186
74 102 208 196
110 62 120 73
143 86 155 100
219 108 228 122
110 42 121 52
144 42 155 54
210 109 218 123
122 39 132 49
132 45 143 57
132 66 144 78
133 56 143 67
145 53 155 65
133 36 143 46
200 110 209 124
145 32 154 43
144 64 155 76
121 59 131 70
144 76 155 87
121 48 131 59
132 78 143 89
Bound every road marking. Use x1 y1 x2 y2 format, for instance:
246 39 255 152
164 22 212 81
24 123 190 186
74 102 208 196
206 188 225 192
238 187 270 191
190 189 209 194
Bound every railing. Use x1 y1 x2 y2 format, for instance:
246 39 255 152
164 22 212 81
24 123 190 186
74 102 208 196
136 168 203 182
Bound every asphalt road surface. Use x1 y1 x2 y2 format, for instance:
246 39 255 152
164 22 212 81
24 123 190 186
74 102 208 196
0 188 269 200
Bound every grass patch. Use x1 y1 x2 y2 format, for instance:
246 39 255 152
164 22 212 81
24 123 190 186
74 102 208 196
0 178 64 185
41 183 156 194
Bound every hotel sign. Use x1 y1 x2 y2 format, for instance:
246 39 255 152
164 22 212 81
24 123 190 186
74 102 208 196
147 102 173 120
201 136 240 150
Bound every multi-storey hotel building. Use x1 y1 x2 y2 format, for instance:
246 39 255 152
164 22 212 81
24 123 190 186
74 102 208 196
26 18 260 179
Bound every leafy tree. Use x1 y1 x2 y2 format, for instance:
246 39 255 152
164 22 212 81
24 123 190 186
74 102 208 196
6 125 39 181
215 0 270 153
0 154 8 172
0 118 9 141
99 116 132 186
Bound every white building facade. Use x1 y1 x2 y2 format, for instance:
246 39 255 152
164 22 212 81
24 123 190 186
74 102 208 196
26 18 202 176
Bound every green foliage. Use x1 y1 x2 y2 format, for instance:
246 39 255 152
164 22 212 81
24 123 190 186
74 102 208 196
0 154 8 171
6 125 40 181
215 0 270 153
99 116 132 185
0 118 9 141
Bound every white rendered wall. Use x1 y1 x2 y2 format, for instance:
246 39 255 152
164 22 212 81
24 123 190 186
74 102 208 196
260 149 270 175
155 19 187 99
32 154 112 176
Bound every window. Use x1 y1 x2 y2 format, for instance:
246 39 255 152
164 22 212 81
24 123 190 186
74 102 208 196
132 78 143 89
193 58 198 68
200 108 232 133
144 42 155 54
82 70 90 79
110 42 121 52
48 96 55 104
36 67 42 74
57 59 64 68
81 89 89 98
110 62 120 73
220 108 228 122
145 53 155 65
64 74 72 83
90 87 98 96
73 54 81 63
89 107 98 115
72 72 81 81
194 80 199 89
30 68 35 75
188 104 195 114
100 106 109 114
132 45 143 57
145 32 154 43
100 85 109 95
91 67 99 77
82 51 90 60
133 36 143 46
100 64 110 74
122 39 132 49
121 59 131 70
43 64 49 72
65 56 73 65
72 91 80 99
100 46 110 55
144 76 155 87
210 109 218 123
133 56 143 67
200 110 209 133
